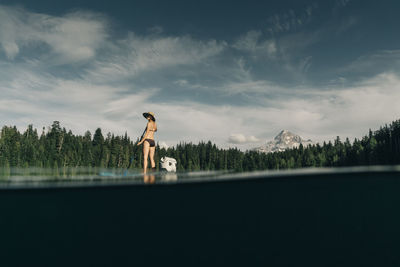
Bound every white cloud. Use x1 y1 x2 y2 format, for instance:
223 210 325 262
339 50 400 75
0 5 108 62
260 72 400 143
231 28 319 83
2 42 19 59
123 34 225 70
228 134 247 144
1 59 400 151
174 79 188 86
158 141 169 149
221 80 282 95
228 134 260 144
233 30 262 51
233 30 277 58
209 71 400 149
84 33 226 83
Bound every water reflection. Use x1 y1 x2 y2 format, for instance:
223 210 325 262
161 173 178 182
0 166 400 189
143 172 177 184
143 173 155 184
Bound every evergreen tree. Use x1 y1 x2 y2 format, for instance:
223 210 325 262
1 119 400 175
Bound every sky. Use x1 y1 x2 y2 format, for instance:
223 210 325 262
0 0 400 150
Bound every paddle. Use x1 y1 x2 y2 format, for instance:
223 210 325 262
123 126 147 176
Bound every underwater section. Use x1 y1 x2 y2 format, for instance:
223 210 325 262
1 166 400 266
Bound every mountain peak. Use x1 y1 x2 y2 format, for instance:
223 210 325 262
255 130 314 153
274 130 302 144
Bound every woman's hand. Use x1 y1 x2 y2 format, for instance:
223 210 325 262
137 140 143 146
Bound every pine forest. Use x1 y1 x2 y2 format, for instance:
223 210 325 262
0 119 400 176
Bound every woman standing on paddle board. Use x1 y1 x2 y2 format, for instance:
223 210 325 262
137 112 157 174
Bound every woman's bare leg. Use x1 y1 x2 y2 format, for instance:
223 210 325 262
149 146 156 169
143 141 150 173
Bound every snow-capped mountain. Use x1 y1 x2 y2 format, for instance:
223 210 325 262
255 130 314 153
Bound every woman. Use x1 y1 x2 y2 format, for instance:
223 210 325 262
137 112 157 174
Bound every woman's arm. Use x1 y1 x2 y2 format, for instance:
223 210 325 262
137 123 151 145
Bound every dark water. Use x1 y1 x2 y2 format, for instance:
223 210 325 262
1 166 400 266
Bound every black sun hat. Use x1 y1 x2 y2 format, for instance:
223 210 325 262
143 112 156 121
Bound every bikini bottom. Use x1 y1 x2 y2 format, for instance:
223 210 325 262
145 139 155 147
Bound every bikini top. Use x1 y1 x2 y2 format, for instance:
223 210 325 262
148 123 157 132
140 125 155 140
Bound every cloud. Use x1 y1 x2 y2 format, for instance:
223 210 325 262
334 16 358 35
123 33 225 70
206 71 400 149
84 33 226 83
228 134 260 144
0 5 108 62
232 30 277 58
147 26 163 35
338 50 400 77
230 28 320 85
2 42 19 59
174 79 188 86
0 65 129 133
1 54 400 151
0 4 399 153
263 72 400 142
0 4 227 143
233 30 262 51
158 141 169 149
266 3 318 34
221 80 282 96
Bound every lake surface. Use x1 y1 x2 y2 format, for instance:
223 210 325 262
1 165 399 187
1 166 400 266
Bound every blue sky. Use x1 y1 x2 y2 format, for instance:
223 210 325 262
0 0 400 149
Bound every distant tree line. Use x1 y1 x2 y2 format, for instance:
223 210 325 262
169 119 400 171
0 119 399 175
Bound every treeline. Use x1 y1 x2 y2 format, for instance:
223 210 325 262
1 119 400 174
0 121 145 172
160 119 400 171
